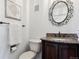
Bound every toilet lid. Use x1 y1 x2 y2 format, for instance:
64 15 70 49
19 51 36 59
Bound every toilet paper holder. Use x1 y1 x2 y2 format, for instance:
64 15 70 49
10 43 19 53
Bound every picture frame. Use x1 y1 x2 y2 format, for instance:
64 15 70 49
34 5 39 12
33 0 39 12
5 0 21 21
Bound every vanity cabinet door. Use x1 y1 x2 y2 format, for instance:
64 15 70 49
44 42 58 59
60 45 77 59
42 40 79 59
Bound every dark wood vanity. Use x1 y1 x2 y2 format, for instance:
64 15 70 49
41 33 79 59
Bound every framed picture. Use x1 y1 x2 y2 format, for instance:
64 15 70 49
34 5 39 12
5 0 21 21
34 0 39 12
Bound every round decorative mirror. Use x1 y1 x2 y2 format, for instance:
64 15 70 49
49 0 74 26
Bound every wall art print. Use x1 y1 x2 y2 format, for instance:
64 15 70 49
5 0 21 21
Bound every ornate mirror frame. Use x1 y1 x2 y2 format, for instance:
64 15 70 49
49 0 74 26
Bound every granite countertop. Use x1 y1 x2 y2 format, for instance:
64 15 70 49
41 37 79 44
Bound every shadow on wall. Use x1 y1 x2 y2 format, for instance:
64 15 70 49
35 52 42 59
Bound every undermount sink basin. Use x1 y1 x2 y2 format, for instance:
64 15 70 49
52 38 66 41
48 37 77 42
49 38 78 43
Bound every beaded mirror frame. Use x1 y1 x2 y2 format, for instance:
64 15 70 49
49 0 74 26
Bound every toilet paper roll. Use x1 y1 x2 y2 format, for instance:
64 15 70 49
11 47 17 52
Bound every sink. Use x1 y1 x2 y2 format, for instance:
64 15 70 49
51 38 67 41
52 38 64 40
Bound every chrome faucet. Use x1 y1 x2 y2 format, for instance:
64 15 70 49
58 31 61 37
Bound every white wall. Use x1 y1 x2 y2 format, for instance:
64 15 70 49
0 0 29 59
29 0 79 39
29 0 46 39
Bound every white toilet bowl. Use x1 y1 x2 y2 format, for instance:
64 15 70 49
19 51 36 59
19 39 41 59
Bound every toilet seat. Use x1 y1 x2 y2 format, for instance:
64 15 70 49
19 51 36 59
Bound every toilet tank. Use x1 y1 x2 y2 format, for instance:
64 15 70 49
29 39 41 53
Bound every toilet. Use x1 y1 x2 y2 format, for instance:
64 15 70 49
19 39 41 59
